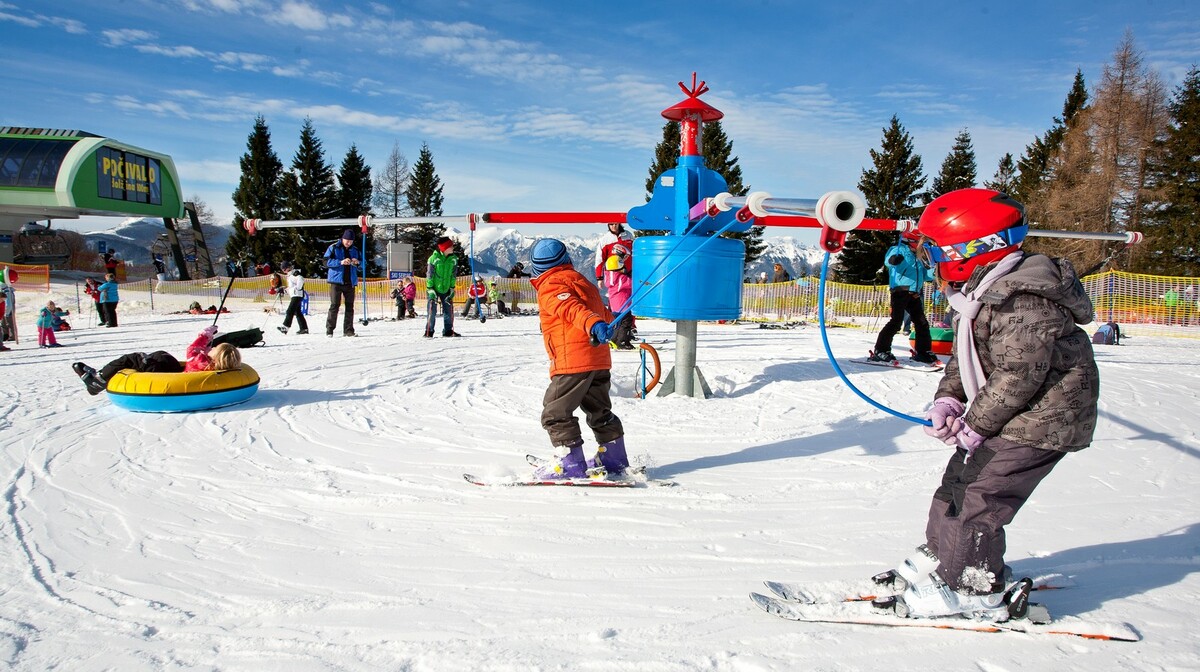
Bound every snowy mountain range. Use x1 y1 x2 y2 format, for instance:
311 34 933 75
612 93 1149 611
81 218 831 279
79 218 233 268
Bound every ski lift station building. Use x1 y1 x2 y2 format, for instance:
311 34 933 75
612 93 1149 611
0 127 186 265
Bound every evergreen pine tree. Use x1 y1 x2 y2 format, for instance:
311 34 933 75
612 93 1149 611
1138 65 1200 275
227 116 284 274
836 116 926 284
403 143 446 276
929 129 977 198
983 153 1018 194
281 118 339 276
335 144 378 275
1011 70 1088 203
645 121 681 202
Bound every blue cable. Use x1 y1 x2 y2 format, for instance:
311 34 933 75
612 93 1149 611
817 252 931 426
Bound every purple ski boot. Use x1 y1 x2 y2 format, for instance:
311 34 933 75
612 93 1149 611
593 436 630 475
534 441 589 480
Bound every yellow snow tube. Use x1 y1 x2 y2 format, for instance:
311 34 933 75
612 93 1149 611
106 365 260 412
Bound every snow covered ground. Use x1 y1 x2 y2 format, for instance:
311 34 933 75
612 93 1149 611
2 282 1198 671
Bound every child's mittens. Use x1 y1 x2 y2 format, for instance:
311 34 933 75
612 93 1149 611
955 425 986 460
923 397 965 444
201 325 218 339
589 320 613 346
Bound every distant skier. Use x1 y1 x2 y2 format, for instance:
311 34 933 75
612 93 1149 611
277 262 309 335
889 189 1100 621
528 238 631 479
868 228 937 365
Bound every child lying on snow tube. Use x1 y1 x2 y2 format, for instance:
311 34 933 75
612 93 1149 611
71 325 241 396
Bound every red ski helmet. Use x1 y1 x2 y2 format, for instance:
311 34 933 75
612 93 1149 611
916 189 1027 283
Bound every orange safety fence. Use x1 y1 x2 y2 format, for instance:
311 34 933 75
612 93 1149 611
2 263 50 292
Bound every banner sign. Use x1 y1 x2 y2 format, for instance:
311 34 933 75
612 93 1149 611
96 147 162 205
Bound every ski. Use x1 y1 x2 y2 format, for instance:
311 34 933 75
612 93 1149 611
764 572 1074 605
462 473 635 487
749 592 1139 641
525 455 676 487
851 351 944 372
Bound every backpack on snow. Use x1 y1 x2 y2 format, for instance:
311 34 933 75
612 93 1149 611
1091 322 1121 346
212 327 266 349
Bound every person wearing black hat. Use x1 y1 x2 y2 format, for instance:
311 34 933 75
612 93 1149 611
324 229 361 337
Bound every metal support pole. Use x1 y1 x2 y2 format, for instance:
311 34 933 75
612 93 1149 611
676 319 697 397
657 319 710 399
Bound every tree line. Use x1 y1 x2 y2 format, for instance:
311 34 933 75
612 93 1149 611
837 33 1199 283
224 32 1197 282
223 117 470 278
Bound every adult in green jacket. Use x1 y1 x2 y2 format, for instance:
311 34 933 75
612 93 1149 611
425 236 459 337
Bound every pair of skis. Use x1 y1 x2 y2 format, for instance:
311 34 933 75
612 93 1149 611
850 350 945 372
463 455 671 488
751 574 1140 641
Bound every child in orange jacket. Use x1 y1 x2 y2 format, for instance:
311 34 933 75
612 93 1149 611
529 238 630 479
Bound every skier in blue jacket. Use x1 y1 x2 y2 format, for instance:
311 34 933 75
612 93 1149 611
869 229 937 364
97 273 120 328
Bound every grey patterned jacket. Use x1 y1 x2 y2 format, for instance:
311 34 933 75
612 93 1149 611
936 253 1099 452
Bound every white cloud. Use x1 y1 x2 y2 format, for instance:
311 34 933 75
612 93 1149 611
269 0 353 31
48 16 86 34
102 28 155 46
136 44 207 59
0 10 38 28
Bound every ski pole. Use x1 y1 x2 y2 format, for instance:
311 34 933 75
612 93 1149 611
212 274 237 328
358 228 369 326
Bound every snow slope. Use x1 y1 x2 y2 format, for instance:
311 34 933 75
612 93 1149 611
1 284 1198 671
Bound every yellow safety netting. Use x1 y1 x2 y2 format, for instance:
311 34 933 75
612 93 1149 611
24 268 1200 340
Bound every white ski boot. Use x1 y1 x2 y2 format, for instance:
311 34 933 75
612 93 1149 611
891 576 1032 622
871 544 940 593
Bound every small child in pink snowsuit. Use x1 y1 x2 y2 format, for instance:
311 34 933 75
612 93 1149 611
603 244 634 349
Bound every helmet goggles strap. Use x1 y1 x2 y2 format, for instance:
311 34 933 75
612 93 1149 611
918 223 1028 266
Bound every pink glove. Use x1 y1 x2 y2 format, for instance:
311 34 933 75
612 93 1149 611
956 425 987 460
923 397 965 445
202 325 218 339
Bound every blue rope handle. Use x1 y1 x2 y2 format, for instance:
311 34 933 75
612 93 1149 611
817 252 931 426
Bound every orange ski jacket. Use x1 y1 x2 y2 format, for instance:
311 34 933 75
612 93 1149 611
531 264 613 377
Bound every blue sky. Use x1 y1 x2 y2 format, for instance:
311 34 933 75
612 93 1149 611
3 0 1199 243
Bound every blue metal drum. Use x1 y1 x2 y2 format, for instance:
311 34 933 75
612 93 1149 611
631 235 743 321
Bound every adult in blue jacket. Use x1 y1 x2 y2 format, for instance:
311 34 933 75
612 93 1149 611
324 229 361 337
870 230 937 364
97 272 120 328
